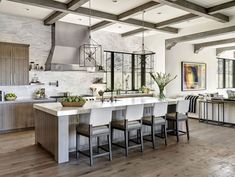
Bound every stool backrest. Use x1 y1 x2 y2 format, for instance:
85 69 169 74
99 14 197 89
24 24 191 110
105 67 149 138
125 104 144 122
153 102 168 118
176 100 190 114
89 107 112 127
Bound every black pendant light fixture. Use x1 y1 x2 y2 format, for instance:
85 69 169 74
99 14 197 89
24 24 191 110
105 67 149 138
79 0 103 71
133 11 154 55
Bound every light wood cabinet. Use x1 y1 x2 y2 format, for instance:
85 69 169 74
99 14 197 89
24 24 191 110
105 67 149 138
0 100 56 132
0 42 29 86
0 103 37 132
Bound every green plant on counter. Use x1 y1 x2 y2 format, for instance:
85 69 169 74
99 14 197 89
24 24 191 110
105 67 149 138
150 72 177 100
5 93 17 101
5 93 17 98
62 96 86 103
139 86 151 94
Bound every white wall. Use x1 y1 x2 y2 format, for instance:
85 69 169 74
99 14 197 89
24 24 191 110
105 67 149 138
165 43 218 97
165 44 235 98
0 13 141 98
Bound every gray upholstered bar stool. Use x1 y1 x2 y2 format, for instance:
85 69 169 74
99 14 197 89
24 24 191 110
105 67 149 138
142 102 168 149
166 100 190 142
76 107 113 166
111 104 144 157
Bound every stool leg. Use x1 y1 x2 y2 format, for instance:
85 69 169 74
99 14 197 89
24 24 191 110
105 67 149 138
186 119 190 141
176 120 179 142
89 136 93 166
97 137 100 154
140 128 144 152
124 130 128 157
76 133 80 159
151 124 156 149
164 124 168 146
107 134 112 161
111 128 114 143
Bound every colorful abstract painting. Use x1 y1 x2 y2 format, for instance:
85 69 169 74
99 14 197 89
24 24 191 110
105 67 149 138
181 62 206 91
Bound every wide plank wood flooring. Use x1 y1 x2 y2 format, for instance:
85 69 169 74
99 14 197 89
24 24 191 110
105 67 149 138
0 119 235 177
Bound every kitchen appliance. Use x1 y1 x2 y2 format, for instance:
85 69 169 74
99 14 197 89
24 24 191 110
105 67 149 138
0 91 5 101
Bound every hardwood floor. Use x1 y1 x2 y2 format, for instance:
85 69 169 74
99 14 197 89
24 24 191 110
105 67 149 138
0 119 235 177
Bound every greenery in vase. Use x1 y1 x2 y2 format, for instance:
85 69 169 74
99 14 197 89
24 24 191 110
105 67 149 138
150 72 177 99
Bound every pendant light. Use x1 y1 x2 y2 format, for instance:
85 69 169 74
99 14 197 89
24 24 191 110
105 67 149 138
133 11 154 55
79 0 103 71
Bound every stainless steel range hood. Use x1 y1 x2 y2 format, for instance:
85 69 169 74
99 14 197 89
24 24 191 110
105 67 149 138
45 22 89 71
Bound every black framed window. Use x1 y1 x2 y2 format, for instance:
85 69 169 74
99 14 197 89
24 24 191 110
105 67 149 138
217 58 235 88
104 51 154 91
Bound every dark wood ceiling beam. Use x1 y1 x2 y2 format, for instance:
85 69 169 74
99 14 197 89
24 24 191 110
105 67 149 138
155 13 198 28
216 46 235 56
207 1 235 14
44 0 89 25
118 1 163 20
194 38 235 53
67 0 89 11
166 25 235 50
91 21 113 31
90 1 163 32
44 11 67 25
156 0 229 23
121 28 148 37
8 0 178 34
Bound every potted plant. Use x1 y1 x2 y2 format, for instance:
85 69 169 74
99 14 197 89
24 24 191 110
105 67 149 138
150 72 177 100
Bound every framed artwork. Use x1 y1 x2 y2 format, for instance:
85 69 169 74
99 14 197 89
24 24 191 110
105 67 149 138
181 62 206 91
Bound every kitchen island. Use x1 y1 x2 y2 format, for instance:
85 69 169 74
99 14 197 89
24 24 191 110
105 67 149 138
33 97 178 163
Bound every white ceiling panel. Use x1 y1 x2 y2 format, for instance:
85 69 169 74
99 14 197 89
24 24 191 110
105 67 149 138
132 5 188 24
220 7 235 16
0 0 53 19
170 17 213 28
82 0 152 15
187 0 232 8
134 30 160 37
100 23 139 34
59 14 102 26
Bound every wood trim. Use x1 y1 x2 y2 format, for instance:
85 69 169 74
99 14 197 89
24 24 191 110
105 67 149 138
44 0 89 25
0 41 30 47
166 25 235 50
216 46 235 56
118 1 162 20
194 38 235 53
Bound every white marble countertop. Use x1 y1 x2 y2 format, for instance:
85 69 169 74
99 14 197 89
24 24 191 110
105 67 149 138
0 98 56 105
33 97 178 117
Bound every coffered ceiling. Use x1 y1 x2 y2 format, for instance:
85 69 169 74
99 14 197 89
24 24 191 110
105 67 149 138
1 0 235 39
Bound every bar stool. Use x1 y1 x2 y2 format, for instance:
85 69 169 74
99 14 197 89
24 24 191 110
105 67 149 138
142 102 168 149
111 104 144 156
166 100 190 142
76 107 113 166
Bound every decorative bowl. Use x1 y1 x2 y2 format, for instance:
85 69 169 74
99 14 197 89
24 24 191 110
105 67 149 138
5 96 17 101
61 102 85 107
